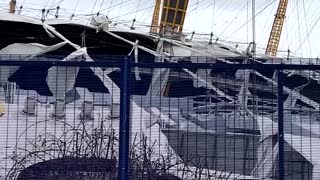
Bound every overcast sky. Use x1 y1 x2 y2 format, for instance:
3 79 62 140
0 0 320 58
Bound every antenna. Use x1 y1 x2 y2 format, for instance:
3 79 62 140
9 0 16 13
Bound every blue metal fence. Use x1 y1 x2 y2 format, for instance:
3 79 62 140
0 56 318 179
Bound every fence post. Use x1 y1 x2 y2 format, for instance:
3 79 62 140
277 69 285 180
119 56 130 180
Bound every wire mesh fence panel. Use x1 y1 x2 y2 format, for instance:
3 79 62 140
0 57 121 180
281 69 319 180
127 58 320 180
128 61 262 180
1 56 320 180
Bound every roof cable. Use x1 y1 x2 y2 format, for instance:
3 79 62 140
70 0 80 20
46 9 50 18
97 0 105 16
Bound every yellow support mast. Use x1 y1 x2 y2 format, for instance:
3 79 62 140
9 0 16 13
150 0 162 33
265 0 288 56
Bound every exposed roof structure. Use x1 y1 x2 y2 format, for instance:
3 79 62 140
0 4 320 179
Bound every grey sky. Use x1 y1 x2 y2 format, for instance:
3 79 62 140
0 0 320 58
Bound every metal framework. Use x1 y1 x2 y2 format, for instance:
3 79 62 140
159 0 189 35
265 0 288 56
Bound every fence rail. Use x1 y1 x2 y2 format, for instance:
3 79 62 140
0 56 318 179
